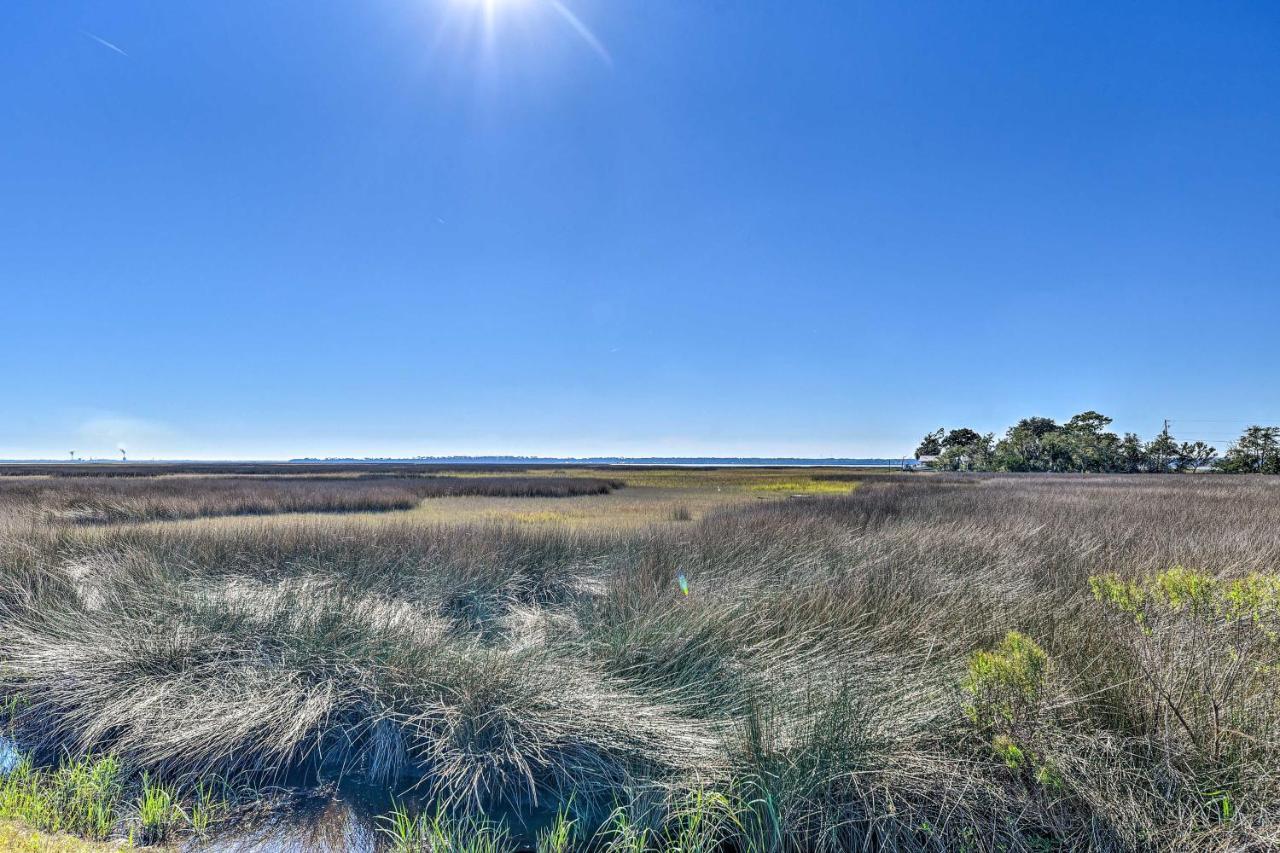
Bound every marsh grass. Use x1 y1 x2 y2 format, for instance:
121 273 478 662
535 802 577 853
3 471 1280 848
747 480 856 495
0 474 623 525
380 804 512 853
0 747 230 847
0 755 122 841
133 775 181 845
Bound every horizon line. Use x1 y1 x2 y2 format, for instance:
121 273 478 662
0 454 916 465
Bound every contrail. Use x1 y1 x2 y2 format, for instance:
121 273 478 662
81 30 128 56
548 0 611 67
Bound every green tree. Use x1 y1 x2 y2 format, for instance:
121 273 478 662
1174 441 1216 473
912 412 1280 476
1063 411 1119 472
915 428 944 459
994 417 1061 471
1038 430 1077 472
1217 426 1280 474
936 428 992 471
1145 425 1179 473
943 428 983 449
1115 432 1150 473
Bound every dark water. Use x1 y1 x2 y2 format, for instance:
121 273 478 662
185 790 382 853
1 735 562 852
182 780 565 853
0 733 384 853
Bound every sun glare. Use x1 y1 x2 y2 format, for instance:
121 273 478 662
455 0 529 20
446 0 611 67
468 0 525 8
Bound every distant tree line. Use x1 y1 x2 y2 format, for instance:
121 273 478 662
915 412 1280 474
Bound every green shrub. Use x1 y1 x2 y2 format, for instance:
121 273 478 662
1091 567 1280 763
963 632 1072 799
962 631 1050 730
990 733 1025 769
1091 566 1280 631
1033 759 1064 792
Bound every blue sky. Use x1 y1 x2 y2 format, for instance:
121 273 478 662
2 1 1278 459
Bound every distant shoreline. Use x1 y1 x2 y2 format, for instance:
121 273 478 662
1 457 917 468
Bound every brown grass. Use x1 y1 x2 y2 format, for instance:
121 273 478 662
0 475 623 525
2 471 1279 849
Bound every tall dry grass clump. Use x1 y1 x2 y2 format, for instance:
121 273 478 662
3 472 1280 848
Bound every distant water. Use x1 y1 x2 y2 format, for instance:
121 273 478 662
4 457 919 468
290 456 918 467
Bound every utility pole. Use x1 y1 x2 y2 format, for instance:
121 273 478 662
1159 419 1173 471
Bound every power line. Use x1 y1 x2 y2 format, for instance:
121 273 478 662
1168 419 1280 428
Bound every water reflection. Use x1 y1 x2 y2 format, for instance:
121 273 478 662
0 734 19 774
185 785 562 853
187 791 382 853
0 742 559 853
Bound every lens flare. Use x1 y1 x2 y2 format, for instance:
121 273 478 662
447 0 610 67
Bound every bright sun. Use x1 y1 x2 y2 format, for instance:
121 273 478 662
457 0 528 13
448 0 611 67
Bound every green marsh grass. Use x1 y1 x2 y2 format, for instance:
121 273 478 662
534 803 577 853
0 755 121 841
133 774 181 845
379 804 513 853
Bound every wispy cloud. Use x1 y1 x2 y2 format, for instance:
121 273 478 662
80 30 128 56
